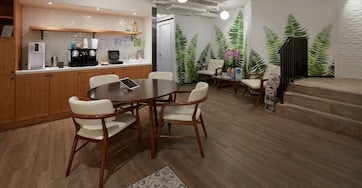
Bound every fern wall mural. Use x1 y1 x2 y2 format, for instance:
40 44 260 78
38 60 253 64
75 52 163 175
247 14 334 77
175 10 244 84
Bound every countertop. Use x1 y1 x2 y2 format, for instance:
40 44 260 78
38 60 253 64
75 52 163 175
16 60 151 75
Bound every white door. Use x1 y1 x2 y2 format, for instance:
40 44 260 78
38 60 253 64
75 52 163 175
157 18 174 73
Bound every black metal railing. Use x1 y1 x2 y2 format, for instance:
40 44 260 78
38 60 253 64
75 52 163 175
278 37 308 103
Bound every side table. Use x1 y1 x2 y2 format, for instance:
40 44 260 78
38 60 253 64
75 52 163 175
214 75 239 93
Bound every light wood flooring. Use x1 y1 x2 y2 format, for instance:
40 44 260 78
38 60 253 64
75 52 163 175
0 84 361 188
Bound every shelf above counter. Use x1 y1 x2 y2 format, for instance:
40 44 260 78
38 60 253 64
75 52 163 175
29 26 142 37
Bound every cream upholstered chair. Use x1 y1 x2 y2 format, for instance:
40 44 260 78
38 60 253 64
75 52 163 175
156 82 209 158
66 96 142 188
89 74 120 89
197 59 224 81
89 74 137 111
240 63 280 107
148 71 174 102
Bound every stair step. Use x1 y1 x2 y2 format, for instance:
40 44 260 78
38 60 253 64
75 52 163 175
276 103 362 139
284 91 362 122
288 82 362 106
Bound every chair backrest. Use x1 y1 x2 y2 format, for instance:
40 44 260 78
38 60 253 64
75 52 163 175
188 82 209 107
148 71 173 81
207 59 224 71
262 63 280 80
89 74 120 89
69 96 115 126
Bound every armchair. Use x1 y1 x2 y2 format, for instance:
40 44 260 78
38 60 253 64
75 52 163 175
197 59 224 81
240 63 280 107
156 82 209 158
66 96 142 188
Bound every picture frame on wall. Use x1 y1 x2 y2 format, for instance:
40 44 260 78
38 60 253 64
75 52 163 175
1 25 14 37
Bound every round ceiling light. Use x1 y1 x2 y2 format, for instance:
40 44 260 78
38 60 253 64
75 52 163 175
220 10 230 20
177 0 188 3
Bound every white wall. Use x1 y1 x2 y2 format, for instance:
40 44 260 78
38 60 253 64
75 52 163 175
22 6 148 68
336 0 362 79
249 0 337 65
174 14 214 60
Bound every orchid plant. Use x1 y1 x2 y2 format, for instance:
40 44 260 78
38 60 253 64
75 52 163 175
224 49 241 69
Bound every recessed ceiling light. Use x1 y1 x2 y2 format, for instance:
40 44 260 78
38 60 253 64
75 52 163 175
220 10 230 20
96 8 100 11
48 2 53 5
133 12 137 16
177 0 188 3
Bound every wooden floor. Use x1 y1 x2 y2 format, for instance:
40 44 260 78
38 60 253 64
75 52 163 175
1 83 362 188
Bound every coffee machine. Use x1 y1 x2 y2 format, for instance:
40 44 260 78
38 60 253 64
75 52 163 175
69 49 98 67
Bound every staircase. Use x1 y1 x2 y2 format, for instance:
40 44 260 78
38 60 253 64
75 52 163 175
276 78 362 139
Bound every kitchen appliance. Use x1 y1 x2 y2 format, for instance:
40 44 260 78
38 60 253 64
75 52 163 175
108 50 123 64
51 56 58 67
28 42 45 70
69 49 98 67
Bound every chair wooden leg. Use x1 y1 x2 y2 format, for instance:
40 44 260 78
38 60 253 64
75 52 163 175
136 108 143 152
199 114 207 138
193 122 204 158
66 135 79 177
156 119 163 152
242 87 248 96
255 92 263 107
99 140 108 188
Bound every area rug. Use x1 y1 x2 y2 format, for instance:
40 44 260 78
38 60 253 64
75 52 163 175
127 166 188 188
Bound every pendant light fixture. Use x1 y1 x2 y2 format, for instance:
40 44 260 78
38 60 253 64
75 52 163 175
220 10 230 20
177 0 188 3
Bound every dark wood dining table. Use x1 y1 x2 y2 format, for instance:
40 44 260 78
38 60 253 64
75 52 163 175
87 79 178 158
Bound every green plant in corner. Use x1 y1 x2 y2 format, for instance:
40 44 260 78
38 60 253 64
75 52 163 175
175 24 187 84
214 25 229 59
184 34 198 83
308 24 333 76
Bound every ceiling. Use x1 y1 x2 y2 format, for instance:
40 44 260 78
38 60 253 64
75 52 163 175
18 0 247 18
154 0 246 17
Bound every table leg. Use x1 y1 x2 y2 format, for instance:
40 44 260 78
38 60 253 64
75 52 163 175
148 100 156 158
232 81 238 93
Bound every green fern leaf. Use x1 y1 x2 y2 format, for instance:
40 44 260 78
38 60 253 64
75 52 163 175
229 11 244 60
264 26 282 65
198 43 211 65
284 14 308 40
214 25 228 59
210 49 216 59
248 49 266 77
308 24 332 76
184 34 198 83
175 24 187 84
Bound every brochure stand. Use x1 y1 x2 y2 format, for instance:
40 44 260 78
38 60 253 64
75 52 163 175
264 73 280 112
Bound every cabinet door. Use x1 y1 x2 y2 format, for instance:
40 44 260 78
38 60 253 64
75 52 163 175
103 67 126 78
103 65 151 79
16 73 50 121
0 39 15 75
49 71 79 115
136 65 152 79
0 76 15 125
78 70 103 100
